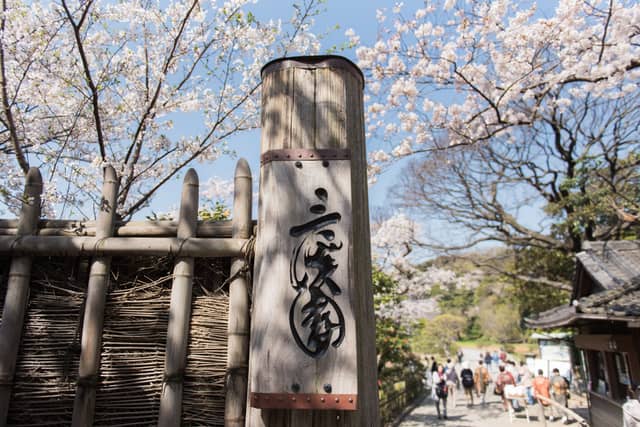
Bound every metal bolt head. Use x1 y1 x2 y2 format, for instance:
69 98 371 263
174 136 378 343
291 383 300 393
323 383 332 393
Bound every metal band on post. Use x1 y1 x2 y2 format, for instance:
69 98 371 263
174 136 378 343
260 148 351 165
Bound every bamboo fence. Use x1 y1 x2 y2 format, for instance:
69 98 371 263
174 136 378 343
0 160 253 426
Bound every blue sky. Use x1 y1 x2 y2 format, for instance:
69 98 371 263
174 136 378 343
145 0 551 257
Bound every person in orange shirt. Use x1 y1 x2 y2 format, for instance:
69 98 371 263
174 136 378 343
532 369 551 421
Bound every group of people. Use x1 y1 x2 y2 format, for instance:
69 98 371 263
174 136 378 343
426 353 572 423
481 349 509 372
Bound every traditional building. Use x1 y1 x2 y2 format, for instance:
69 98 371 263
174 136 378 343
526 241 640 427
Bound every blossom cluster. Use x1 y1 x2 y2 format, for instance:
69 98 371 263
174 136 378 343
371 212 482 322
0 0 320 218
355 0 640 178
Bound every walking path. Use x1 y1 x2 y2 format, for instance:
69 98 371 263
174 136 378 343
400 347 589 426
399 391 549 427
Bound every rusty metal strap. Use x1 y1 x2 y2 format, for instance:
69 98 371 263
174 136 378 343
0 373 13 386
261 148 350 165
163 372 184 384
250 392 357 411
77 374 99 388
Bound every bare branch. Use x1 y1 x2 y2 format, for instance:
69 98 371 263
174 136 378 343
451 254 573 291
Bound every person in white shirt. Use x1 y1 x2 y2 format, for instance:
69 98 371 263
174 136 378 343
432 364 448 420
624 384 640 427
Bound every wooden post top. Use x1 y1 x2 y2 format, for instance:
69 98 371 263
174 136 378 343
261 55 364 89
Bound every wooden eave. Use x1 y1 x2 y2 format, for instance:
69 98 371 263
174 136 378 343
524 305 640 329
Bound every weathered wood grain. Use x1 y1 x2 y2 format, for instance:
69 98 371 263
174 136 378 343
291 67 316 150
249 56 379 426
315 68 346 149
250 160 357 395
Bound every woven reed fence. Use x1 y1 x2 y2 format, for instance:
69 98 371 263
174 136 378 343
0 160 253 426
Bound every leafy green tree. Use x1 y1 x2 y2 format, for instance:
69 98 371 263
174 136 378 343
477 298 522 343
146 201 231 221
199 201 231 221
437 287 475 317
462 316 483 341
412 313 466 356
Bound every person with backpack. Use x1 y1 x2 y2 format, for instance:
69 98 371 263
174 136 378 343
550 367 570 423
445 358 459 408
432 364 448 420
495 364 516 412
460 361 475 406
474 359 491 405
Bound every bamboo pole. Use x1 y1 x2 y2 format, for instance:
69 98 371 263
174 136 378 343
158 169 199 427
0 236 246 257
0 167 42 424
72 165 120 426
536 395 589 426
225 158 252 426
0 219 252 237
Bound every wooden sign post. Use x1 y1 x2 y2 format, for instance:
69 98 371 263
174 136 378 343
248 56 379 426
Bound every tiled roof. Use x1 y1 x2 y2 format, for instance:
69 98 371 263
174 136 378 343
577 278 640 317
524 304 577 328
525 240 640 328
577 241 640 290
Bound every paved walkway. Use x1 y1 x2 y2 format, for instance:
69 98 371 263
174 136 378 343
398 392 552 427
401 347 589 426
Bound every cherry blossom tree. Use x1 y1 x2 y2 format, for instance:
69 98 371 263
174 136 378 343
371 212 482 320
355 0 639 277
0 0 321 218
356 0 639 170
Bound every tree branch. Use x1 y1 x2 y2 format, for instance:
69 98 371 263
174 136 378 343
62 0 107 161
0 0 29 173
